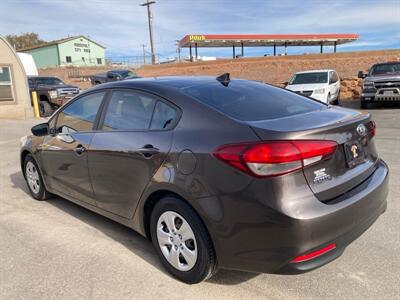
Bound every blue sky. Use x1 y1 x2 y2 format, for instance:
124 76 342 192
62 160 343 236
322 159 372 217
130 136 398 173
0 0 399 60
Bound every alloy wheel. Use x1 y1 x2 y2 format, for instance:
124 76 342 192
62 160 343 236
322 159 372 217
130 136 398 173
156 211 198 271
26 161 40 194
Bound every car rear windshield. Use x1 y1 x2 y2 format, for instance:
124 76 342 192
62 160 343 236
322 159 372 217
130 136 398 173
369 63 400 76
289 72 328 84
181 80 326 121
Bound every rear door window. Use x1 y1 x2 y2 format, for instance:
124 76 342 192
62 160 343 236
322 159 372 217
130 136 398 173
102 90 178 131
182 80 326 122
150 101 177 130
102 90 156 131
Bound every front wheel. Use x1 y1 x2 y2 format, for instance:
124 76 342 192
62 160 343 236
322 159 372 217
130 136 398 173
39 101 53 117
24 154 52 200
150 196 217 284
332 92 340 105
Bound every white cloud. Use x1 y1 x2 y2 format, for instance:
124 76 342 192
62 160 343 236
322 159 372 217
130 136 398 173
0 0 399 58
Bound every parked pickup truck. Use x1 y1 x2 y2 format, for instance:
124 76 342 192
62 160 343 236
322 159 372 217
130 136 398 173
358 61 400 109
90 69 140 86
28 76 80 117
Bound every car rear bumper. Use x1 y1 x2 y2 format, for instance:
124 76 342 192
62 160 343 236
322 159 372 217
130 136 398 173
277 162 388 273
198 159 389 274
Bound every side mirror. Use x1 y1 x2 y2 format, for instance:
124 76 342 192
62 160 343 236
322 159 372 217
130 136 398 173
283 81 289 87
358 71 366 79
31 123 49 136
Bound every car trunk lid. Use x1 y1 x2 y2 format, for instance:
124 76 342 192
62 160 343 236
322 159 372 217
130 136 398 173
248 107 378 202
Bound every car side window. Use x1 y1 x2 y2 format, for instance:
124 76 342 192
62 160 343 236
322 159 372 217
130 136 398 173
56 92 105 133
329 72 338 84
150 101 177 130
102 90 156 131
334 72 339 82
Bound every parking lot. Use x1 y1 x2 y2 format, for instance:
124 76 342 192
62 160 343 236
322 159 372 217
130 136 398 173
0 104 399 300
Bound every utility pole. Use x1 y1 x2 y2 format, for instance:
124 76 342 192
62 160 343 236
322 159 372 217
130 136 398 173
175 40 181 62
140 0 156 65
141 44 146 65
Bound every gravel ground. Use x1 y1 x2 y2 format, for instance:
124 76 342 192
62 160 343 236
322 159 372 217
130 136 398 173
0 103 399 300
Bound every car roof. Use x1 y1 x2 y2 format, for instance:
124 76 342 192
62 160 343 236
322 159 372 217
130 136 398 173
294 69 335 74
372 61 400 66
90 76 239 91
28 76 60 79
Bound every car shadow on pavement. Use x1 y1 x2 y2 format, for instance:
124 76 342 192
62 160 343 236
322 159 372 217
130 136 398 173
9 171 258 285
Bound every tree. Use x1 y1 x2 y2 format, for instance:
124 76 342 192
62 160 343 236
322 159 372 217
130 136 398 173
5 33 46 50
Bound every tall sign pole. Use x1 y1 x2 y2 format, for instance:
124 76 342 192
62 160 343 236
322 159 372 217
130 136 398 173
142 44 146 65
140 0 156 65
175 40 181 62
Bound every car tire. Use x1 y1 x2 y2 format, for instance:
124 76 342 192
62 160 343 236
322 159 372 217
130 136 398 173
39 101 53 117
23 154 52 200
150 196 217 284
333 92 340 105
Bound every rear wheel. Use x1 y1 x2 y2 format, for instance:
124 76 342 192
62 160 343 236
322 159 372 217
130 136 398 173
24 154 52 200
150 196 217 284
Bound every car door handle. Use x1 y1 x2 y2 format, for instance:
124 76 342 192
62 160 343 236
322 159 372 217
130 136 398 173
74 145 86 155
137 145 159 157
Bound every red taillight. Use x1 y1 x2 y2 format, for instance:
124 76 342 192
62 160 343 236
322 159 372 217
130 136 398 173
243 142 302 163
291 243 337 263
213 140 337 177
368 120 376 137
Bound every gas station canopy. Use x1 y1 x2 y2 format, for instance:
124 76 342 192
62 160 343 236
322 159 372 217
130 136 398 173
179 34 359 48
178 34 359 60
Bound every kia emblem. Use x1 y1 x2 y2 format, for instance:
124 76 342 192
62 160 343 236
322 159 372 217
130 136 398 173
357 124 367 136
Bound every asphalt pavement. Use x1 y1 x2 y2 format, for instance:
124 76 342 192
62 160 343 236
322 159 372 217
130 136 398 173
0 103 399 300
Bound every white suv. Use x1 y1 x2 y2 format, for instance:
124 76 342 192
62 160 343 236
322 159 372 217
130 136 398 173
285 69 340 104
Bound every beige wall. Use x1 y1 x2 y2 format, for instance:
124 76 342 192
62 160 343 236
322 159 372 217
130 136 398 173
0 36 33 119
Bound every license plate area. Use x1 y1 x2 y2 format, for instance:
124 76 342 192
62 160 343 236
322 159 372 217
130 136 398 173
344 140 365 168
383 90 394 96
